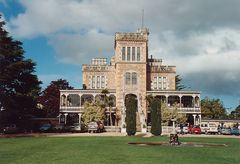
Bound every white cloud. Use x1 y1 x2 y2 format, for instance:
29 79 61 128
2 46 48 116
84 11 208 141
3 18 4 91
5 0 240 99
0 0 7 7
48 29 113 64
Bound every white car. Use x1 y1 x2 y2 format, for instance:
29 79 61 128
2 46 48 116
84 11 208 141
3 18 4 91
175 124 188 134
88 122 98 133
200 123 218 134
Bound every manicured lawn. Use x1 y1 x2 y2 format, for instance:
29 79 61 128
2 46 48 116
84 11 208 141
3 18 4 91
0 135 239 164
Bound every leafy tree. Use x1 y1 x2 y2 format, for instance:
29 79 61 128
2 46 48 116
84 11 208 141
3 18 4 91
0 15 41 126
229 105 240 119
125 95 137 136
82 100 105 124
161 103 187 125
38 79 73 117
150 97 162 136
201 97 227 119
175 75 186 90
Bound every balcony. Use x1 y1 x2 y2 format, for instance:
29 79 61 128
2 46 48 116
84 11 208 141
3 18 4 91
178 107 201 114
59 106 83 113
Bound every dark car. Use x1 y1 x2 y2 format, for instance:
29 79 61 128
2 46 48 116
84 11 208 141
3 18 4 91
2 124 19 134
189 125 201 134
39 124 52 132
53 124 70 133
70 123 88 133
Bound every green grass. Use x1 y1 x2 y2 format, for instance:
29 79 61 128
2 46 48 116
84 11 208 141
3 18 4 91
0 136 239 164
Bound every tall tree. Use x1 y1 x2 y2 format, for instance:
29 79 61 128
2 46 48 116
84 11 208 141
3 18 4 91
201 97 227 119
175 75 186 90
150 97 162 136
125 95 137 136
38 79 73 117
0 15 41 126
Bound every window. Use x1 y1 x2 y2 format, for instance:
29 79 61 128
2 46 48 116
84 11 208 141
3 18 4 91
97 76 100 88
153 77 157 89
132 47 135 61
158 77 162 89
163 77 167 89
92 76 95 89
127 47 131 61
137 47 140 61
132 72 137 85
125 72 137 85
101 76 105 88
125 72 131 85
152 76 167 90
122 47 126 61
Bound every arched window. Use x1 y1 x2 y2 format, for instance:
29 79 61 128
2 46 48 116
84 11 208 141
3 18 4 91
132 72 137 85
125 72 131 85
125 72 137 85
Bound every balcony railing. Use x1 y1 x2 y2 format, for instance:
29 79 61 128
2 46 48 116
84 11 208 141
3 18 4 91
178 107 201 113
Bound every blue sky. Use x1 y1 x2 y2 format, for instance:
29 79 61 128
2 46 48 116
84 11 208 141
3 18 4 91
1 0 240 111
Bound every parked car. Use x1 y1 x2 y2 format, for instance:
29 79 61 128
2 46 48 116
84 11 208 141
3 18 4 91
175 124 188 134
70 123 88 133
189 125 201 134
230 127 240 135
219 127 231 135
53 124 70 133
87 121 105 133
2 124 19 134
39 124 52 132
200 123 218 134
88 122 98 133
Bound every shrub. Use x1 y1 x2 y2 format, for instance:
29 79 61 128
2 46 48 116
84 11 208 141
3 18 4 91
125 95 137 136
150 98 162 136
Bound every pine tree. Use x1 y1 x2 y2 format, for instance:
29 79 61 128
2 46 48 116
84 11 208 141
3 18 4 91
0 15 41 126
125 95 137 136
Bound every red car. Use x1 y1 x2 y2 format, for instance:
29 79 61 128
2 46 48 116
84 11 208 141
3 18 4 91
189 125 201 134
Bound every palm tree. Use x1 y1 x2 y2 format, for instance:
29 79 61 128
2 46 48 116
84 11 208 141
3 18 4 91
101 89 110 125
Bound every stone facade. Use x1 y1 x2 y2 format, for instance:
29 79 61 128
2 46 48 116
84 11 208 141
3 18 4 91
59 28 201 132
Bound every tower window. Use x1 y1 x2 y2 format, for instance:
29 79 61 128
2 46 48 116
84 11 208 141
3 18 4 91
125 72 137 85
132 47 135 61
137 47 140 61
127 47 131 61
132 72 137 85
122 47 126 61
125 72 131 85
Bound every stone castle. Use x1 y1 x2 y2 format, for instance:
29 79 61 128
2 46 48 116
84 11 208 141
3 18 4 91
59 28 201 132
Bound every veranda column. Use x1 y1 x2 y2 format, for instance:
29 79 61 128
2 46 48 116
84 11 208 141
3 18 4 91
78 113 82 124
58 114 62 124
64 113 68 125
193 95 196 111
179 95 182 110
166 95 169 106
193 114 196 125
198 115 201 125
